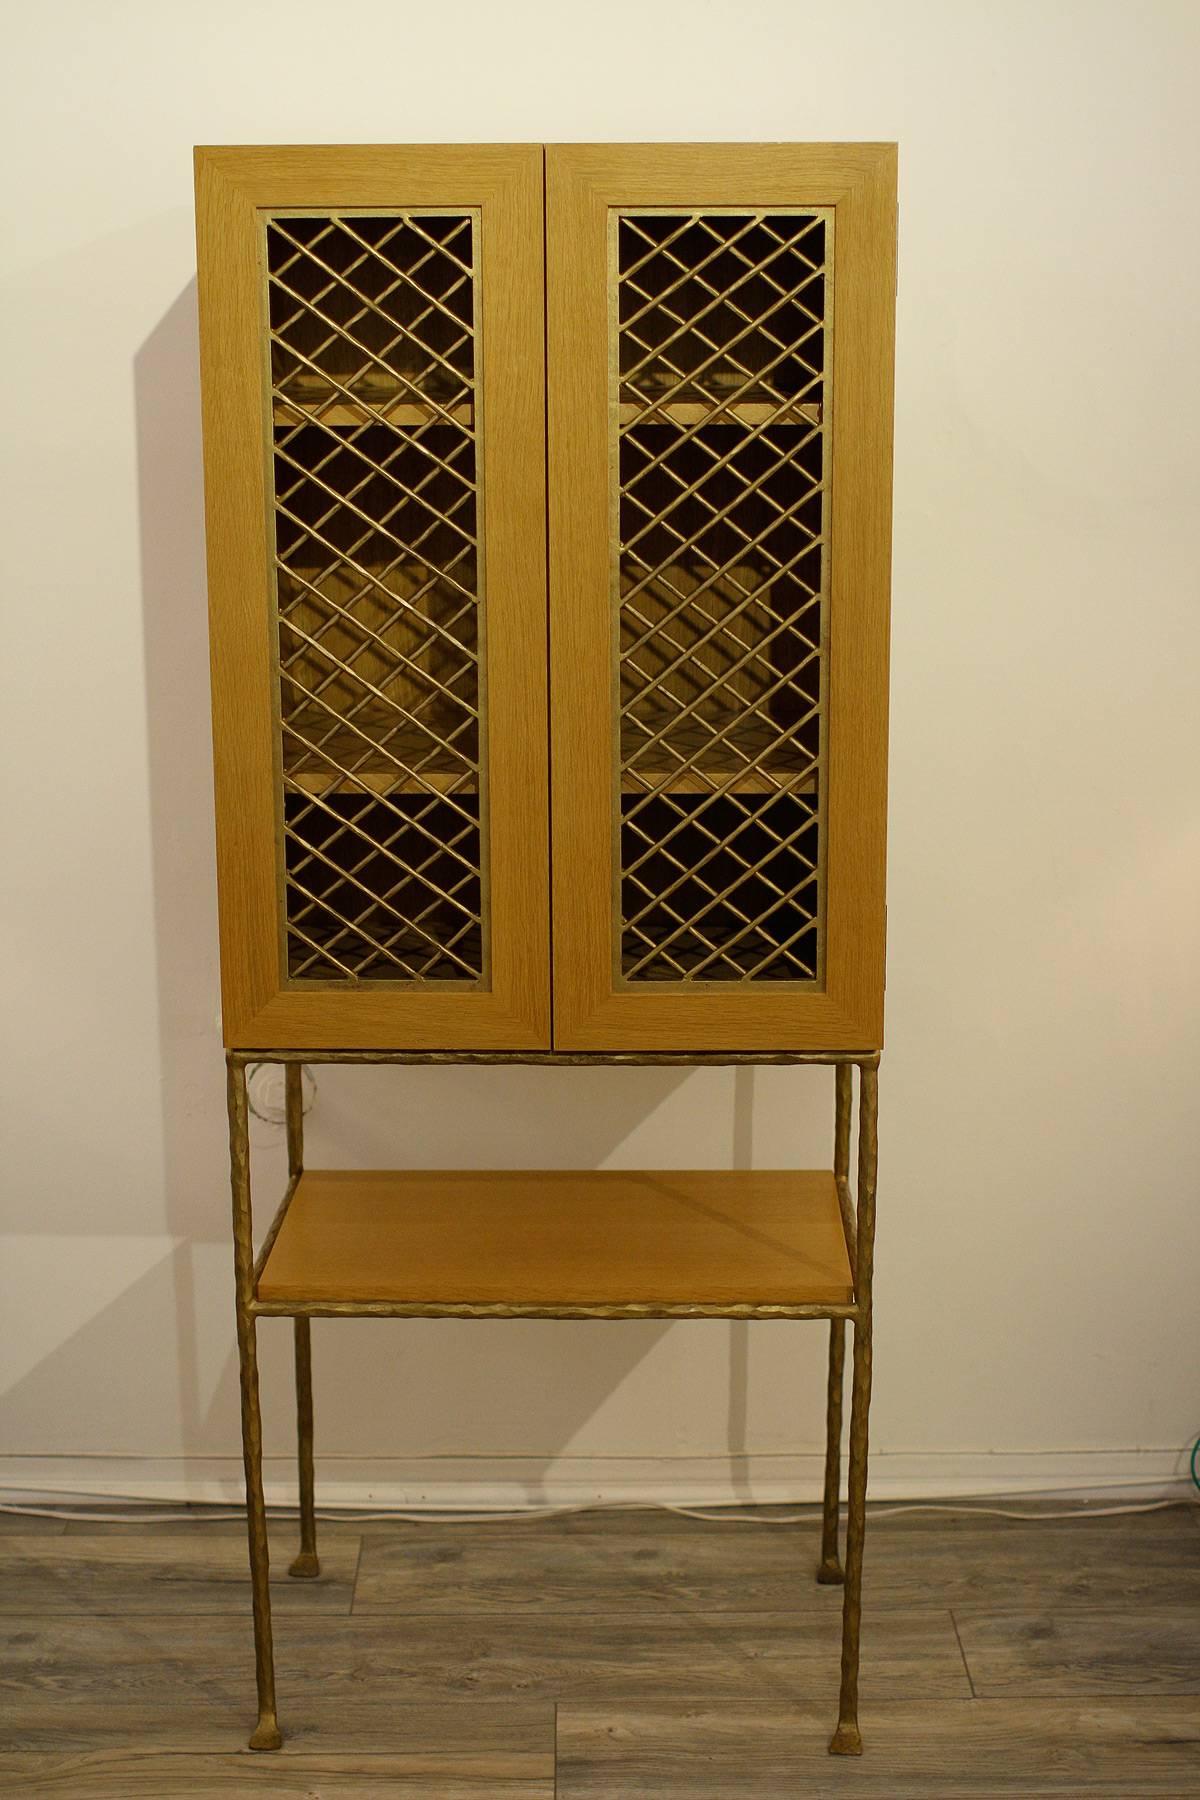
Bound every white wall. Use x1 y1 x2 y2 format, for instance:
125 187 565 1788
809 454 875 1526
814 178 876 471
3 0 1198 1506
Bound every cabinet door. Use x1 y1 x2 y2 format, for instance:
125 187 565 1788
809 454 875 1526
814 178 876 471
547 144 895 1051
196 147 549 1049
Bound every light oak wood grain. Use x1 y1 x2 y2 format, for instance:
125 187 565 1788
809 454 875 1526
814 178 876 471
0 1532 359 1616
546 143 896 1051
554 1698 1200 1797
954 1605 1200 1697
255 1167 853 1308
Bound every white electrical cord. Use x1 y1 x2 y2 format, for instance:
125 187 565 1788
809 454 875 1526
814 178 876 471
0 1494 1194 1526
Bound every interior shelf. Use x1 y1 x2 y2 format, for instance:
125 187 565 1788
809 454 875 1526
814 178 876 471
273 397 817 431
281 702 479 797
618 399 821 428
274 396 474 429
256 1168 853 1315
281 716 813 797
622 711 818 795
283 750 477 797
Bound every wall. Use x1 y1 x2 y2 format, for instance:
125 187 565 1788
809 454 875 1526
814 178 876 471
3 0 1198 1506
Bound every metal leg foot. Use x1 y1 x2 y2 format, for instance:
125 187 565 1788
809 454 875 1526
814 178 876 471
249 1714 283 1752
828 1722 863 1756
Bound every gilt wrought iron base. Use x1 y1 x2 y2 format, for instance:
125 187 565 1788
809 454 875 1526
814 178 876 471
224 1048 879 1756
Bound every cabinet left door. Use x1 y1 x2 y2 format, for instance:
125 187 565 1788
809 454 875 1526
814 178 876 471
195 146 550 1050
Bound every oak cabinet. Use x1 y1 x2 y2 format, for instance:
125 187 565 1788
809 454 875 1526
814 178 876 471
195 141 895 1761
196 143 894 1055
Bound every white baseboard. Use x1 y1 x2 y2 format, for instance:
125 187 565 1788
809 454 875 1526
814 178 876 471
0 1448 1191 1511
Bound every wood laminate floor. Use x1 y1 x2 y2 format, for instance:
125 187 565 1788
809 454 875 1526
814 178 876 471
0 1501 1198 1796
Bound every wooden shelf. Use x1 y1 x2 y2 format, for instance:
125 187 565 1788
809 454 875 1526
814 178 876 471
284 762 477 798
274 396 815 431
618 399 821 428
275 396 474 429
256 1168 852 1316
622 713 817 796
281 707 479 797
282 724 812 799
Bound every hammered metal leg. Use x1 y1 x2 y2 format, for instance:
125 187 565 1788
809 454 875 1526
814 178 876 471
817 1319 846 1583
819 1065 854 1584
828 1315 871 1754
829 1063 878 1758
228 1060 282 1752
283 1067 319 1580
289 1317 319 1578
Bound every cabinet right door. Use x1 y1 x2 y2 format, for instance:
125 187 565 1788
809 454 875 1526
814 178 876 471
547 144 896 1051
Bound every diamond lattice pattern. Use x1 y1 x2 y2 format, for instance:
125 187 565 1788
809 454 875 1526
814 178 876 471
615 211 828 982
265 212 485 983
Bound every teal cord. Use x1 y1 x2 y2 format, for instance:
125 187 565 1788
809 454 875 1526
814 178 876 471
1193 1435 1200 1494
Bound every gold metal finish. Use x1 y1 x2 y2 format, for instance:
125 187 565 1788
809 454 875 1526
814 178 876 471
249 1172 300 1289
285 1062 305 1174
231 1048 878 1067
284 1066 320 1579
290 1319 319 1579
834 1063 853 1180
829 1062 878 1757
264 209 487 985
226 1058 281 1752
833 1061 857 1273
818 1064 854 1585
818 1321 846 1585
612 209 831 984
229 1050 879 1752
253 1297 859 1322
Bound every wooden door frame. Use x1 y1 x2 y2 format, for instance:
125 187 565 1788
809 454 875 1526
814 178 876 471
195 145 550 1050
546 144 896 1052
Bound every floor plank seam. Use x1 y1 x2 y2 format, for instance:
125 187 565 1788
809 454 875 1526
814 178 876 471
950 1608 977 1699
349 1531 366 1610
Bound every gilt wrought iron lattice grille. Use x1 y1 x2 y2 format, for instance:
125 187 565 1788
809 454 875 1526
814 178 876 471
263 210 487 985
612 209 830 984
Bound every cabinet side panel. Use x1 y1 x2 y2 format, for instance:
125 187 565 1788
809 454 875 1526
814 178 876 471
195 157 282 1037
821 158 895 1051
